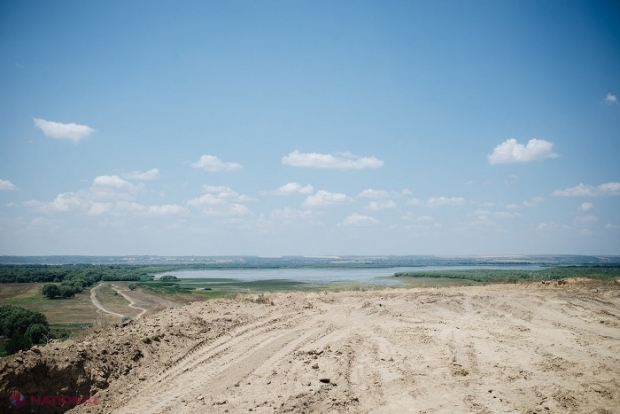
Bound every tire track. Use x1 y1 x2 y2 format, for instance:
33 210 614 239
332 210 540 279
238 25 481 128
115 311 327 413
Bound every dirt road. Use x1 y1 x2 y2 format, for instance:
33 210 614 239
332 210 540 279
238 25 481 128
110 284 147 319
90 283 126 319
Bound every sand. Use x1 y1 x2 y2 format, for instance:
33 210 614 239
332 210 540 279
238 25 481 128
3 279 619 413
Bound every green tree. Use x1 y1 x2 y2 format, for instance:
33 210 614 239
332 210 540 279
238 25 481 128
42 284 60 299
0 305 50 354
59 285 75 298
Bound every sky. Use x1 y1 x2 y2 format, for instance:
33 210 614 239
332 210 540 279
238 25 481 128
1 0 619 256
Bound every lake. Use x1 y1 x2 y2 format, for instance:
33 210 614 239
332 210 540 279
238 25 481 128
158 265 544 286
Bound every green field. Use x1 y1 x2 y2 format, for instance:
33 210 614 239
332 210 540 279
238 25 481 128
393 266 620 283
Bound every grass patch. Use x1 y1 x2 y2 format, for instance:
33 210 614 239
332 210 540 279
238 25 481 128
393 266 620 283
49 323 93 341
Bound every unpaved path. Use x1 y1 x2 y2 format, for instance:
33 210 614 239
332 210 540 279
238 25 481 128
64 280 620 414
90 283 126 319
111 284 147 319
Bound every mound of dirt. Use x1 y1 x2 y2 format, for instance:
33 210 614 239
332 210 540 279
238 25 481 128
2 281 620 413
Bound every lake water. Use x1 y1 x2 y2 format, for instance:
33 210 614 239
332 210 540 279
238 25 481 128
158 265 544 286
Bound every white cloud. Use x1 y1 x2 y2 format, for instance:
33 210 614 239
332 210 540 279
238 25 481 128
341 213 379 226
523 197 544 207
269 208 315 220
146 204 187 216
268 182 314 195
123 168 160 180
409 196 467 208
282 150 383 170
203 203 252 217
416 215 434 222
33 118 94 142
91 175 141 200
537 222 570 231
605 223 620 230
186 194 224 207
552 182 620 197
505 204 520 209
187 185 253 217
575 215 597 223
358 189 391 199
302 190 352 208
93 175 136 190
366 200 396 211
44 192 84 212
488 139 558 164
0 179 16 190
604 93 618 105
191 155 242 172
474 209 521 219
88 202 113 216
578 202 593 212
116 201 146 213
187 186 252 207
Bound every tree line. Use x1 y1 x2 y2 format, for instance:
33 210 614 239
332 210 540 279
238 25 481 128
0 305 50 355
0 264 154 284
393 266 620 283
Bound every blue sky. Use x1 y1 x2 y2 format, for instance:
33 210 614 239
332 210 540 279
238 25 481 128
1 0 619 256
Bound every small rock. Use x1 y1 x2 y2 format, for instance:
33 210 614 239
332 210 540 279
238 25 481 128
197 395 204 401
312 363 319 369
319 378 330 384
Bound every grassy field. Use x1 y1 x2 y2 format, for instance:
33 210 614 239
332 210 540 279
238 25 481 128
394 266 620 283
3 266 618 354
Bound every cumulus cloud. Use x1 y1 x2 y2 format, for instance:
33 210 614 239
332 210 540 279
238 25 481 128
358 189 391 199
523 197 544 207
93 175 136 190
302 190 352 208
191 155 242 172
267 182 314 195
578 202 593 212
90 175 142 200
408 196 467 208
21 171 153 217
123 168 160 180
269 208 315 220
187 186 252 207
187 185 253 217
341 213 379 226
605 93 618 105
0 179 16 190
575 215 597 223
203 204 252 217
366 200 396 211
474 209 521 220
146 204 187 216
282 150 383 169
552 182 620 197
33 118 94 142
537 222 570 231
488 139 558 164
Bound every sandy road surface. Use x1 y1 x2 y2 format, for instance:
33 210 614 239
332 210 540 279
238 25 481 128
90 284 126 319
66 280 620 414
110 284 147 319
